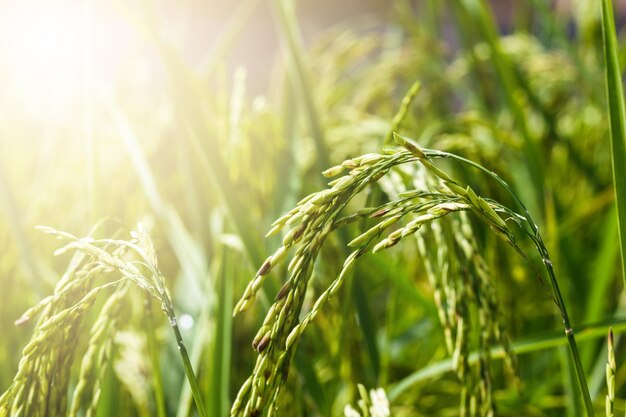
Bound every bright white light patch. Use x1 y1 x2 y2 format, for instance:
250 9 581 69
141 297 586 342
0 0 133 123
179 314 194 330
3 5 82 77
0 2 83 115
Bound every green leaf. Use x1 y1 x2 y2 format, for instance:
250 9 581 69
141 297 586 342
601 0 626 294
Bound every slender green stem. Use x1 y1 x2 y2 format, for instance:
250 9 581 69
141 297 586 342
166 306 208 417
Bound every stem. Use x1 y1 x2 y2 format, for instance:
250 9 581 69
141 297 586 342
424 149 595 416
166 306 208 417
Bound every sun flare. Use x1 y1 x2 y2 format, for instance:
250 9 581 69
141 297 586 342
0 1 128 123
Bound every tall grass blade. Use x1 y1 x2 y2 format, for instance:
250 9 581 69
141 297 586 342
583 212 619 367
600 0 626 291
272 0 330 172
209 251 234 417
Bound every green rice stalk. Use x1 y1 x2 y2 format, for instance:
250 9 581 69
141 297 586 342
392 133 594 414
0 255 113 417
1 227 207 417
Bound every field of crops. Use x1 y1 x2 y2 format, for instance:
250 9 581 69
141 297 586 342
1 1 626 416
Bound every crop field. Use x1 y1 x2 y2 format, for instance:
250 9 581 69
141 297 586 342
1 0 626 416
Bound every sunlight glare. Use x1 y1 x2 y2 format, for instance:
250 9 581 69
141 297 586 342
0 1 129 124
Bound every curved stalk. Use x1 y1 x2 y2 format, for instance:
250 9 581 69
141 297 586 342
424 149 595 416
164 304 208 417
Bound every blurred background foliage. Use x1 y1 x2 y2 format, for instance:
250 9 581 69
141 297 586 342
0 0 625 415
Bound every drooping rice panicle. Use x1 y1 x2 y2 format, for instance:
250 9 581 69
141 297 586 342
231 135 562 416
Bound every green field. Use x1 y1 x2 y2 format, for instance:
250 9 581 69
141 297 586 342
1 1 626 416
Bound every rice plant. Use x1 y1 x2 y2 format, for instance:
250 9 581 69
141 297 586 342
2 0 626 416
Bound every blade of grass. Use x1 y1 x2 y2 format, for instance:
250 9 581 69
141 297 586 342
545 185 581 417
271 0 330 172
209 249 234 417
449 2 496 111
274 67 300 218
582 211 619 367
600 0 626 291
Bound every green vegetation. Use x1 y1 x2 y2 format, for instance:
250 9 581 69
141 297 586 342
1 1 625 416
